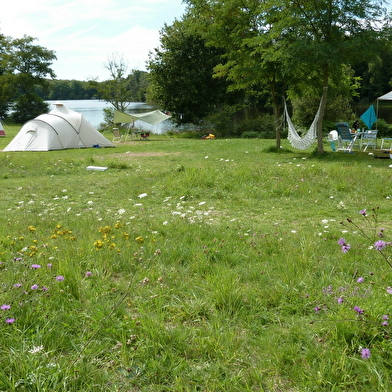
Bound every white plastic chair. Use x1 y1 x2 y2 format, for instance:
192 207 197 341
362 130 378 151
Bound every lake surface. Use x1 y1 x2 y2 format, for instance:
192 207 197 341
46 100 175 134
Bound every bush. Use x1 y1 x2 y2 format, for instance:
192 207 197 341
373 119 392 138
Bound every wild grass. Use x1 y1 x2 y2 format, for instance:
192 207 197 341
1 126 392 391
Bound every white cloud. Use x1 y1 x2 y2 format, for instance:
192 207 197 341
0 0 185 80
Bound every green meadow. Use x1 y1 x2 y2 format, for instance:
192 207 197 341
1 125 392 391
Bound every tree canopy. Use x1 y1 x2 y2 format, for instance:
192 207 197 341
0 34 57 122
147 19 235 125
149 0 390 152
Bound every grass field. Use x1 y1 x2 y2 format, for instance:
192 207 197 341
1 124 392 391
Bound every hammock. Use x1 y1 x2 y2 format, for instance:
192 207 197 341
285 98 323 150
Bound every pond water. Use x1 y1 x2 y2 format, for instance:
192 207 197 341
46 100 175 134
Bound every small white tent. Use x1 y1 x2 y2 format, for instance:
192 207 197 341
3 103 114 151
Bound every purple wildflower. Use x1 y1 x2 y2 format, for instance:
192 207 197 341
387 287 392 294
31 284 38 290
361 348 371 359
85 271 92 277
5 318 15 324
55 275 64 281
314 306 321 313
374 240 387 251
47 263 53 268
337 297 344 304
13 283 22 288
357 277 364 283
382 315 389 320
342 244 351 253
338 238 346 246
354 306 364 314
42 286 48 292
359 209 367 216
1 304 11 310
382 321 389 326
31 264 41 269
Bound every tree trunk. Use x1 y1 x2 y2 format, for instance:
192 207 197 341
270 80 281 149
317 68 329 154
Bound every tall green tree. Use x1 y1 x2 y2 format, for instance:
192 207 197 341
2 35 56 122
266 0 390 152
185 0 391 151
147 19 232 125
184 0 286 146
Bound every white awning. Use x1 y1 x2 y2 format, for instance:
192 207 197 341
377 91 392 100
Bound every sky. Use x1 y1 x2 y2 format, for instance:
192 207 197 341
0 0 187 81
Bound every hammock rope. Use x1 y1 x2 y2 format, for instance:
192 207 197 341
285 98 323 150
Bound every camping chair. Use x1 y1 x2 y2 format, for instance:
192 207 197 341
112 129 124 142
141 132 150 140
336 122 355 152
381 137 392 150
362 130 378 151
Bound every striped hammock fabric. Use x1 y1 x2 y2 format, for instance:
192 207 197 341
285 99 322 150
